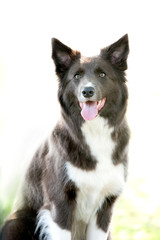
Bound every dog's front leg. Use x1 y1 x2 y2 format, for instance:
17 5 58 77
36 208 71 240
86 215 110 240
86 196 117 240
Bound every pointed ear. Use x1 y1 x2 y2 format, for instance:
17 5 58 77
101 34 129 71
51 38 80 77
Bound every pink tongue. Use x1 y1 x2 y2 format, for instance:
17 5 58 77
81 101 98 121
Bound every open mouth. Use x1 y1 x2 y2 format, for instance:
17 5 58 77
79 98 106 121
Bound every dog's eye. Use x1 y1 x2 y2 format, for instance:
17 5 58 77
74 74 81 80
99 72 106 78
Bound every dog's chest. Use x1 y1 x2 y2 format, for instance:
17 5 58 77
66 117 125 223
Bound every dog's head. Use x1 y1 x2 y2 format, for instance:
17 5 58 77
51 35 129 125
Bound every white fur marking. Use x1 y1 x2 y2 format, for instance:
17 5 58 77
36 209 71 240
66 116 125 224
87 215 110 240
84 82 94 88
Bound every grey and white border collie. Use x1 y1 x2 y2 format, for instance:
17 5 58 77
0 34 130 240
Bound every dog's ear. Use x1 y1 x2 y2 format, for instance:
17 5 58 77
51 38 80 78
101 34 129 71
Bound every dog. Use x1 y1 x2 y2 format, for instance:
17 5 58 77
0 34 130 240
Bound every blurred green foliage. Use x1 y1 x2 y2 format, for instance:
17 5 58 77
0 201 12 227
113 178 160 240
113 197 160 240
0 180 18 227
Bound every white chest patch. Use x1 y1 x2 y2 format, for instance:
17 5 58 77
66 116 125 223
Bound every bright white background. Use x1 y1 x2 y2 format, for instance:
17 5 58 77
0 0 160 230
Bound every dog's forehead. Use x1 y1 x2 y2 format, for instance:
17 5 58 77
80 55 114 70
68 55 116 79
79 56 115 76
80 56 93 64
80 56 101 67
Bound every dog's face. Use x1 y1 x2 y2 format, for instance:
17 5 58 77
52 35 129 125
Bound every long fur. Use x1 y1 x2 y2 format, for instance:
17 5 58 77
0 34 130 240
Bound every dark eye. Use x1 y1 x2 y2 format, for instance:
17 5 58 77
99 72 106 78
74 73 81 80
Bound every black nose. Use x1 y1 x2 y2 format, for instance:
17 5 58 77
82 87 95 98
